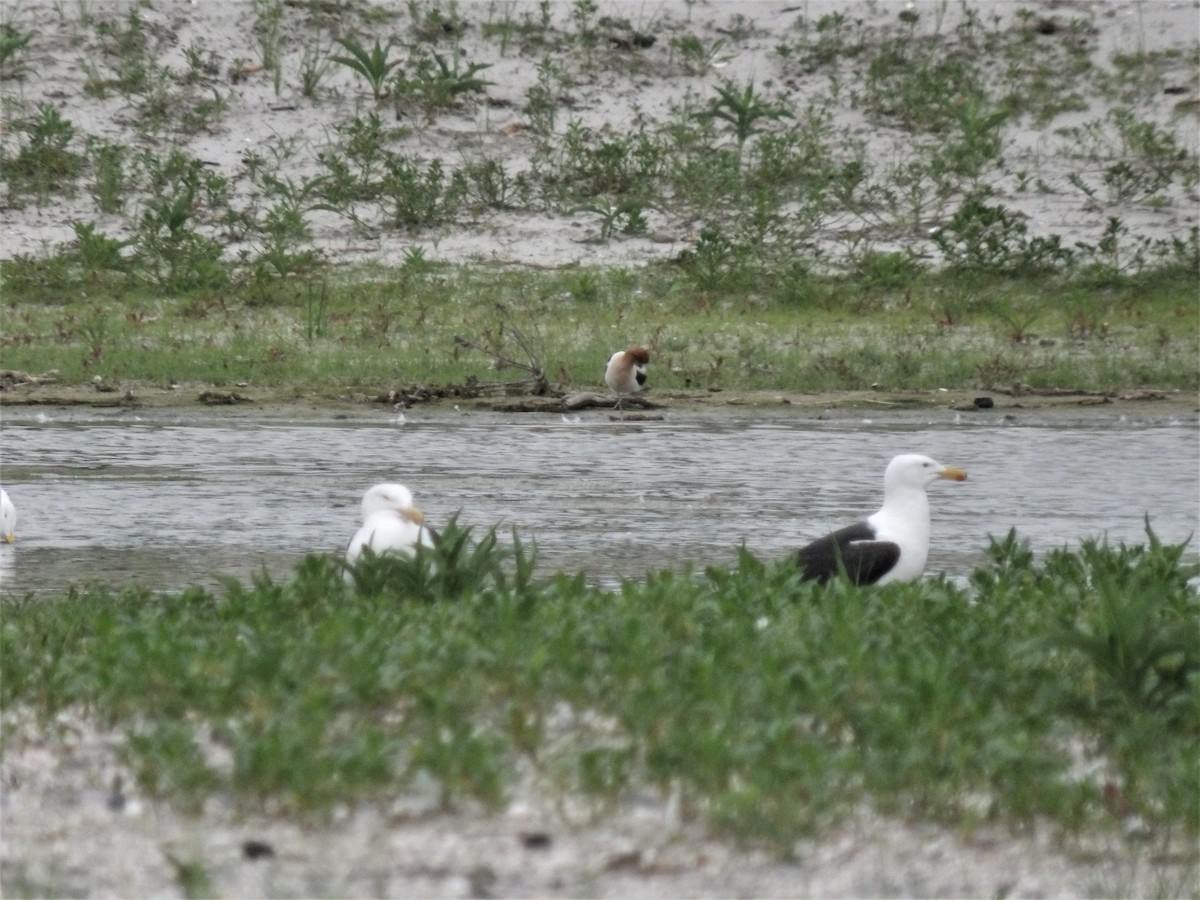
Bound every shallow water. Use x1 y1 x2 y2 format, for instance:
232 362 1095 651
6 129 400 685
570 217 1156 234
1 403 1196 597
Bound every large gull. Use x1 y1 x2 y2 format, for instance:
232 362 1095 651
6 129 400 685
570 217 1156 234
346 483 436 566
795 454 967 585
1 487 15 544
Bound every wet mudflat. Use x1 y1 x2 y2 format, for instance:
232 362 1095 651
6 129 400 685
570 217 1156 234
0 402 1196 597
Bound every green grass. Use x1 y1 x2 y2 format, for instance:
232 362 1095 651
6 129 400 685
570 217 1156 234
2 522 1196 853
0 260 1196 395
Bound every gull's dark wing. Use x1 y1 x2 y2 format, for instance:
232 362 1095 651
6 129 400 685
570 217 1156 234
795 521 900 586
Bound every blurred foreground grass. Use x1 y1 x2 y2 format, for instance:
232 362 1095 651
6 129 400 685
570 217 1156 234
2 522 1196 853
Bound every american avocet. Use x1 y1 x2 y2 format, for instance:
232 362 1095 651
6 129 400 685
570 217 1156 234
604 345 650 417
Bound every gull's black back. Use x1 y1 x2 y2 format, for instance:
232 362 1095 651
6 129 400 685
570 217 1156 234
795 521 900 586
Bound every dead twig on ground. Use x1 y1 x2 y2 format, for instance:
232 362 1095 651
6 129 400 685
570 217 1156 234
0 370 60 390
453 304 549 396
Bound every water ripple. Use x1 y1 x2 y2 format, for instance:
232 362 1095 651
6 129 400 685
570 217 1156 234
1 410 1196 595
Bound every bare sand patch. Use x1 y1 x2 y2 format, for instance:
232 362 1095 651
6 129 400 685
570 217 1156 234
2 0 1196 268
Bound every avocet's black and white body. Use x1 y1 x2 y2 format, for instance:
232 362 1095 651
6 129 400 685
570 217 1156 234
604 345 650 414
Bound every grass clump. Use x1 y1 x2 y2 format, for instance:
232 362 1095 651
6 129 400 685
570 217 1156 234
0 104 83 203
2 521 1196 853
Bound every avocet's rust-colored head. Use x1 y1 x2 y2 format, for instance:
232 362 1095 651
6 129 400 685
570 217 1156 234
625 346 650 366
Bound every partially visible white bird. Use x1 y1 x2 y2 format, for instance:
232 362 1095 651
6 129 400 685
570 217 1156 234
1 487 15 543
795 454 967 586
605 345 650 415
345 483 435 566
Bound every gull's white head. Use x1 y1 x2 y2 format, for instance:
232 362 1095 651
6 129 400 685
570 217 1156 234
0 488 15 543
346 482 432 569
361 482 423 524
883 454 968 496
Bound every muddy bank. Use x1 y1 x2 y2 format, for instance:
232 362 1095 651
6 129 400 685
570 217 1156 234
1 377 1195 420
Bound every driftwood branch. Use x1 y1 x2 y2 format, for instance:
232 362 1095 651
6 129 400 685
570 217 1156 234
377 376 551 408
198 390 252 405
562 391 663 411
986 383 1114 398
452 304 549 396
0 369 60 389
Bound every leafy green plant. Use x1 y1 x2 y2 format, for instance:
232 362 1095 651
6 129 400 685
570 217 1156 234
82 8 230 134
86 138 127 213
709 11 764 43
407 0 469 42
1047 524 1198 717
669 34 729 76
242 158 325 294
132 150 229 291
177 85 231 135
932 196 1072 274
592 197 649 241
537 121 663 209
165 853 214 900
860 35 988 135
569 0 599 65
84 5 170 100
345 517 537 604
317 112 398 205
302 277 331 340
461 157 529 210
523 56 562 136
679 223 752 291
253 0 285 92
392 49 493 122
77 304 111 366
68 220 130 277
777 10 866 73
180 38 221 86
566 268 602 302
246 200 322 296
122 720 222 809
0 103 83 202
481 0 554 53
0 21 35 78
695 79 792 151
297 37 333 99
1033 526 1199 825
331 35 397 100
1061 109 1194 205
379 153 464 229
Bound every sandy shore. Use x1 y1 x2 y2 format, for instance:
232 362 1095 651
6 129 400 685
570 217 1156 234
4 708 1192 899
